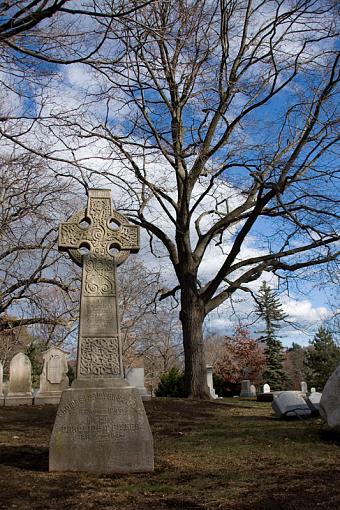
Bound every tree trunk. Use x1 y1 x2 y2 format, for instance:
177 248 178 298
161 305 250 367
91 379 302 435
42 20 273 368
180 290 211 399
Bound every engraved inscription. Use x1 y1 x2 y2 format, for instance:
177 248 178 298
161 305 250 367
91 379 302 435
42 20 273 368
47 354 62 384
79 338 120 376
81 296 117 336
57 392 139 416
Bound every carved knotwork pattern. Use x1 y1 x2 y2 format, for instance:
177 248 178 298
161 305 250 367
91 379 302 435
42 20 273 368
60 224 83 247
80 337 120 376
84 259 115 296
59 200 139 262
88 197 111 226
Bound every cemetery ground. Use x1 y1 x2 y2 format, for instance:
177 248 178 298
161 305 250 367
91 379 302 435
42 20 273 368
0 399 339 510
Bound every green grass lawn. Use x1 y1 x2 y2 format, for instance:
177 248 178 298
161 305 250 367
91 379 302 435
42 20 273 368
0 398 339 509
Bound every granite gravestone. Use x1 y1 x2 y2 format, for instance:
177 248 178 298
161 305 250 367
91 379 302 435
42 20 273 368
319 365 340 431
272 391 311 418
300 381 308 394
250 384 257 397
5 353 33 405
0 361 4 405
49 189 154 472
35 347 69 405
206 365 219 399
307 392 322 413
125 367 151 401
263 383 270 393
240 379 252 397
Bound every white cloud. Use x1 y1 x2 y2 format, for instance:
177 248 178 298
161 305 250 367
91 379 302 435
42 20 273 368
282 297 331 323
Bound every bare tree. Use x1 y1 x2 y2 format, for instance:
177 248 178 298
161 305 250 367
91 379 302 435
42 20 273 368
118 256 182 384
5 0 340 398
0 149 79 341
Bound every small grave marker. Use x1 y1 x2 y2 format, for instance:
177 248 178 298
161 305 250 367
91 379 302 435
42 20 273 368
35 347 69 405
5 353 33 406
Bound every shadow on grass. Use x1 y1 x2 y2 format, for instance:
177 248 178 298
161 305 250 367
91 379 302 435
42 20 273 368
0 444 49 471
319 428 340 446
0 405 56 431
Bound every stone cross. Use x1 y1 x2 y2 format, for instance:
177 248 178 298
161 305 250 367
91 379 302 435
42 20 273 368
58 189 139 382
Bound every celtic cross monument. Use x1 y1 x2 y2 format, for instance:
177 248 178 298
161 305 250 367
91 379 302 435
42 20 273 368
49 189 154 473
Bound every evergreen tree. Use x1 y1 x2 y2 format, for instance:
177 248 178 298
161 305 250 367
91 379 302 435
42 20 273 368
25 341 44 388
255 282 288 390
304 326 340 391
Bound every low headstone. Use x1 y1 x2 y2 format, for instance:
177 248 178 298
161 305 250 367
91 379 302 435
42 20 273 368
250 384 256 396
319 365 340 431
272 391 311 418
263 383 270 393
5 353 33 406
300 381 308 393
310 387 316 394
257 392 273 402
0 361 4 406
307 392 322 413
49 189 154 472
35 347 69 405
125 367 151 401
206 365 219 399
240 379 253 397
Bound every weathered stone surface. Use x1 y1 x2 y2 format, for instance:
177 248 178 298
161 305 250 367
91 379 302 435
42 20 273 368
0 361 4 406
240 380 252 397
300 381 308 394
272 391 311 418
5 353 33 406
125 367 151 401
50 189 154 472
58 189 139 383
319 365 340 431
35 347 69 405
206 365 219 399
307 392 322 413
49 385 153 472
263 383 270 393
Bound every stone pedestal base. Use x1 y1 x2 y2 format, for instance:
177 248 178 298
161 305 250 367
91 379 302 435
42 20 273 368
0 396 4 406
5 394 33 406
138 388 151 401
35 392 62 405
49 382 154 473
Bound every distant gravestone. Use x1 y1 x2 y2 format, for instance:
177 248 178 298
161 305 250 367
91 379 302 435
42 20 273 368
310 387 316 394
35 347 69 405
240 379 252 397
300 381 308 393
250 384 257 396
307 392 322 413
125 367 151 401
272 391 311 418
319 365 340 431
206 366 219 399
5 353 33 406
49 189 154 472
0 361 4 405
263 383 270 393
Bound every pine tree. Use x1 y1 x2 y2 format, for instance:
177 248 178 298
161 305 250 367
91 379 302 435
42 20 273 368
304 326 340 391
255 282 288 391
25 341 44 388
